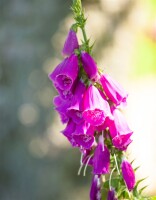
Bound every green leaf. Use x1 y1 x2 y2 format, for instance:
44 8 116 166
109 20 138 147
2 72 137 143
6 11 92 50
134 166 140 171
135 177 148 188
131 159 136 165
139 185 148 194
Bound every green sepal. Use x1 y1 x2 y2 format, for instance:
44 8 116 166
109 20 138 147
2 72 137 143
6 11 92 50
71 24 78 32
139 185 148 195
134 166 140 172
135 177 148 188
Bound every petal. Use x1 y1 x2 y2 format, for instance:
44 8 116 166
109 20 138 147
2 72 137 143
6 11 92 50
112 134 132 151
109 108 133 150
73 134 95 149
62 29 79 57
61 119 76 138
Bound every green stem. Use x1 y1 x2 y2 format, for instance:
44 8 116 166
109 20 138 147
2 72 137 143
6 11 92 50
114 153 120 175
81 26 90 53
109 167 116 190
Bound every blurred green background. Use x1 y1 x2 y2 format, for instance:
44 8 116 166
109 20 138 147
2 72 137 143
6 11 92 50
0 0 156 199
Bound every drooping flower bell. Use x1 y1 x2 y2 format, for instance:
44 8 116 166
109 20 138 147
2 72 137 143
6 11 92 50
107 188 118 200
90 175 101 200
93 135 110 175
81 51 99 81
108 107 133 151
100 74 128 107
55 54 79 90
121 159 135 191
82 85 113 126
49 54 79 91
62 29 79 57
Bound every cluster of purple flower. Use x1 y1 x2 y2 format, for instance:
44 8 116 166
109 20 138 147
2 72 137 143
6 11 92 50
49 29 135 200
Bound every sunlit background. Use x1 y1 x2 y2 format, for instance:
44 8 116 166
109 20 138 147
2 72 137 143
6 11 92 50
0 0 156 199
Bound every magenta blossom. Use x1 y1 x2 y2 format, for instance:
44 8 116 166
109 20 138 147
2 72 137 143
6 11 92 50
62 29 79 57
107 188 118 200
90 175 101 200
121 159 135 191
108 108 133 150
100 74 128 107
82 85 113 126
67 80 86 124
81 52 99 81
55 54 79 90
93 135 110 175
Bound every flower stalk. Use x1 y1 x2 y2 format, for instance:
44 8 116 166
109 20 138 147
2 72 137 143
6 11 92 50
71 0 91 53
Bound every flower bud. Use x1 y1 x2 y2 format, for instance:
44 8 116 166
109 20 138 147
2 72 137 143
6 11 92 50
62 29 79 57
121 159 135 191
